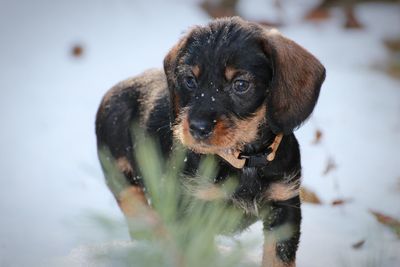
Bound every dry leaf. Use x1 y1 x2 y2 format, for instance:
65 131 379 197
331 198 352 206
71 44 83 58
323 157 337 176
352 239 365 249
332 199 345 206
312 129 323 145
343 7 364 29
384 38 400 52
300 187 322 204
331 199 347 206
199 0 237 19
304 8 331 22
386 61 400 79
370 210 400 238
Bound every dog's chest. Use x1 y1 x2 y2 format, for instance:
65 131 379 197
183 152 267 206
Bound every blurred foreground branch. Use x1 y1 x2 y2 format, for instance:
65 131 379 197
97 135 258 267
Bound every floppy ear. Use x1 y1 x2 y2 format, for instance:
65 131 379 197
163 35 190 90
163 35 189 120
263 29 326 135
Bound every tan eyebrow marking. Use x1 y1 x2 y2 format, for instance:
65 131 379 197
192 65 200 78
225 66 238 81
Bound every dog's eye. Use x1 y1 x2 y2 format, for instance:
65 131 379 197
184 76 197 90
232 79 250 93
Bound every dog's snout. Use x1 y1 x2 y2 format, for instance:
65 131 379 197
189 118 213 140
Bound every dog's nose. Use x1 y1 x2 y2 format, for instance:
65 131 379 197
189 119 213 140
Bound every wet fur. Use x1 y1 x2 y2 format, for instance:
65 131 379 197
96 17 325 267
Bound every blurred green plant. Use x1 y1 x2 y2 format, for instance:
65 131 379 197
96 130 258 267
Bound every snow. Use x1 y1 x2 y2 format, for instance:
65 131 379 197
0 0 399 266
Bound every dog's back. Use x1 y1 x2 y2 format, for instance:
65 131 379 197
95 69 171 188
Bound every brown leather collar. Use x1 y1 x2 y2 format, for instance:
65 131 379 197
216 134 283 169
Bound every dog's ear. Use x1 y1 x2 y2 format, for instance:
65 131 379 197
163 35 190 120
163 36 189 90
262 29 326 134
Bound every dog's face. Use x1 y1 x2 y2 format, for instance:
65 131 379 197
164 17 325 154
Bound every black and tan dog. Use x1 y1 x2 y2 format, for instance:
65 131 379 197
96 17 325 267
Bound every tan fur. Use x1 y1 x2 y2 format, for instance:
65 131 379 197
217 150 246 169
265 172 300 202
265 28 281 37
118 186 149 218
116 157 133 175
193 185 226 201
266 181 300 202
267 134 283 161
209 118 233 148
262 224 296 267
224 66 238 81
192 65 201 78
173 105 266 155
182 176 227 201
118 186 166 237
262 233 279 267
231 105 266 147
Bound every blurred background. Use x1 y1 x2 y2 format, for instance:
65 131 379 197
0 0 399 266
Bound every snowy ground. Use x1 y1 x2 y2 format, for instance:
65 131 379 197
0 0 399 266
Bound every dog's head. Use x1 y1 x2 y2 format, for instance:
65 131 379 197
164 17 325 154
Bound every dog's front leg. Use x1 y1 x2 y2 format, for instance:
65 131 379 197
118 186 166 238
261 196 301 267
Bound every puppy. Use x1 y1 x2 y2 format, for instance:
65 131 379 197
96 17 325 267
